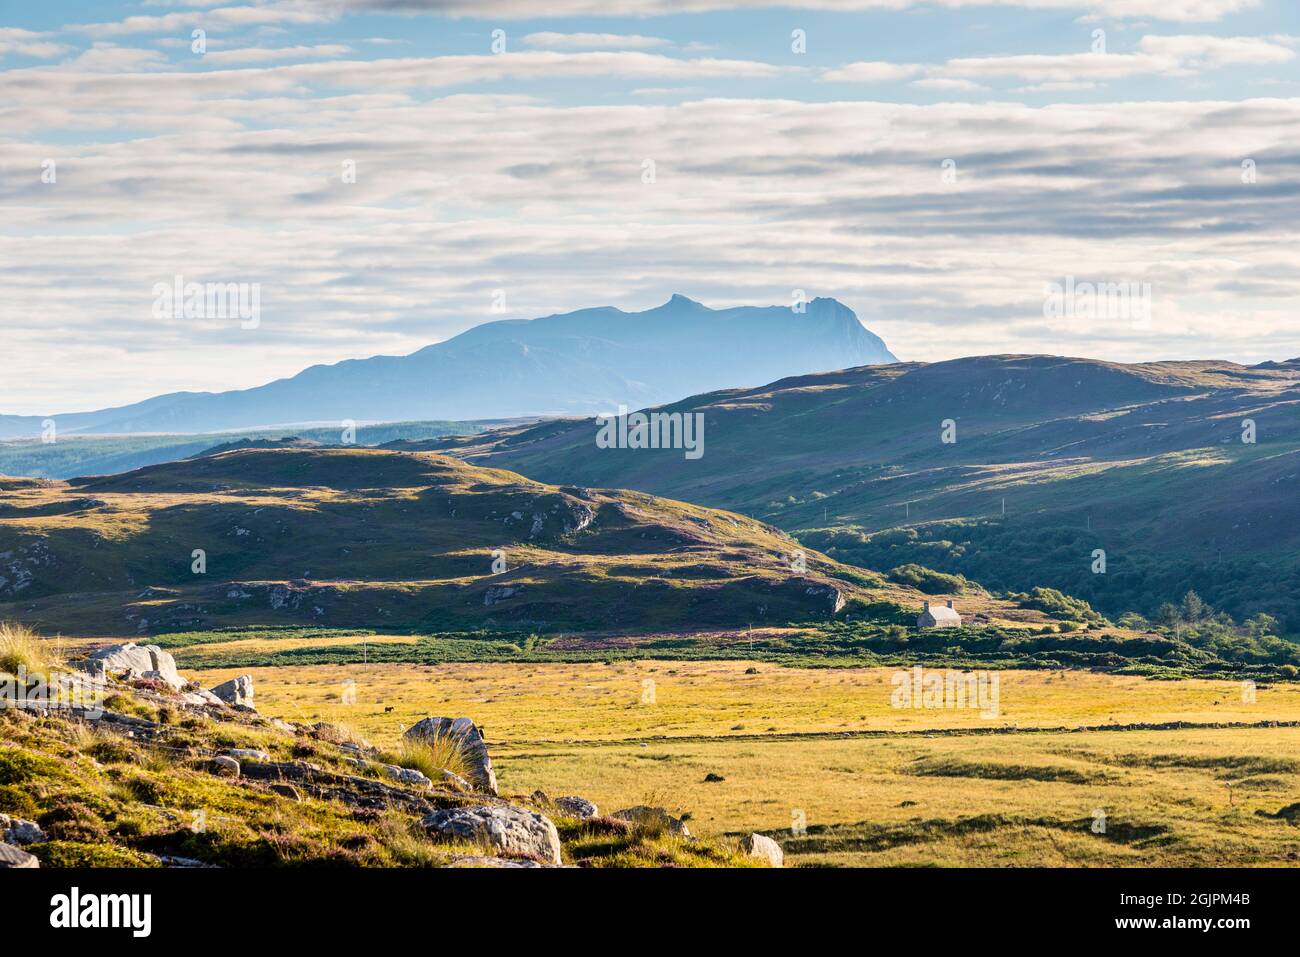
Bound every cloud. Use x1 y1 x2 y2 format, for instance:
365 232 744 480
911 77 987 91
204 44 354 64
521 32 670 51
822 61 924 83
0 28 71 60
61 43 170 72
341 0 1260 23
825 34 1296 87
64 2 339 38
3 81 1299 411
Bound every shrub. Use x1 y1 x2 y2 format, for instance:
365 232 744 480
384 733 470 783
0 622 63 677
887 564 969 595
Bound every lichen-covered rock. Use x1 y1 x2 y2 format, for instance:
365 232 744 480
554 796 599 820
210 675 254 709
79 642 185 690
422 805 561 865
223 748 269 762
0 813 44 845
0 843 38 868
404 717 497 795
210 755 240 778
381 764 431 788
612 806 692 837
739 832 783 867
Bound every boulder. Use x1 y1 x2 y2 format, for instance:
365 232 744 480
223 748 269 762
422 805 561 865
381 765 431 788
611 806 691 837
404 717 497 795
0 814 44 845
0 843 38 868
445 855 545 868
79 642 185 691
210 675 254 709
739 832 784 867
181 688 224 708
554 796 599 820
210 755 240 778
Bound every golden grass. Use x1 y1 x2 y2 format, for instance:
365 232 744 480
0 621 63 676
200 660 1300 866
383 734 471 784
198 660 1300 745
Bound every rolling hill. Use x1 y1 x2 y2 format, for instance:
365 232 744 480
417 355 1300 629
0 447 900 637
0 295 895 438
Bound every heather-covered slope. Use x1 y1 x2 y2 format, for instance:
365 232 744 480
423 355 1300 627
0 447 879 636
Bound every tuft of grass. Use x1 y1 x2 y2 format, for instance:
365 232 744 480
384 733 471 783
0 621 63 677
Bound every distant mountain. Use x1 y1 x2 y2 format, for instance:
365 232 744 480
0 295 895 438
422 354 1300 629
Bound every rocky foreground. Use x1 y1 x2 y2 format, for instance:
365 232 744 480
0 642 782 869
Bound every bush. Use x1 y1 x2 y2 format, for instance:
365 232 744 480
887 564 969 595
383 734 470 784
0 622 63 676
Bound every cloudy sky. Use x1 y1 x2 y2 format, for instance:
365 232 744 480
2 0 1299 415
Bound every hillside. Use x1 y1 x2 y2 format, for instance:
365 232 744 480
0 447 887 637
0 296 895 438
421 355 1300 628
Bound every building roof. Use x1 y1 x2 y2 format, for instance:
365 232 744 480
921 605 961 622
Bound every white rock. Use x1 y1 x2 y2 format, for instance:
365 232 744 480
0 844 38 868
422 805 561 866
79 642 185 691
739 832 784 867
223 748 270 762
210 675 254 708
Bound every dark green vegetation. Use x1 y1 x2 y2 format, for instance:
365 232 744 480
428 355 1300 632
0 420 487 480
0 447 875 636
151 607 1300 680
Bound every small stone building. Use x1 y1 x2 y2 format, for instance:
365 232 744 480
917 599 961 629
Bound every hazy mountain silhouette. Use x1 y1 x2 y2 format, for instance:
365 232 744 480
0 295 895 437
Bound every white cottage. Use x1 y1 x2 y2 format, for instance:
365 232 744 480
917 599 961 629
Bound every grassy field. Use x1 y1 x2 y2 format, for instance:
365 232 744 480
192 660 1300 866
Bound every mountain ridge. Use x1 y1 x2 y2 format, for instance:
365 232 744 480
0 295 896 438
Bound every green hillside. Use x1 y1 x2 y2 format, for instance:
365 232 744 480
422 355 1300 630
0 447 881 636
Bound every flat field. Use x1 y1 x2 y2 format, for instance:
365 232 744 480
194 660 1300 866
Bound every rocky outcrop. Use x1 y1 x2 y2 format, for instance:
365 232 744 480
211 675 254 709
78 642 185 691
0 843 38 868
554 796 599 820
0 814 44 845
739 832 783 867
404 717 497 795
612 806 692 837
421 804 561 865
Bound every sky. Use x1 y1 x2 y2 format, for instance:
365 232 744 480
2 0 1299 415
